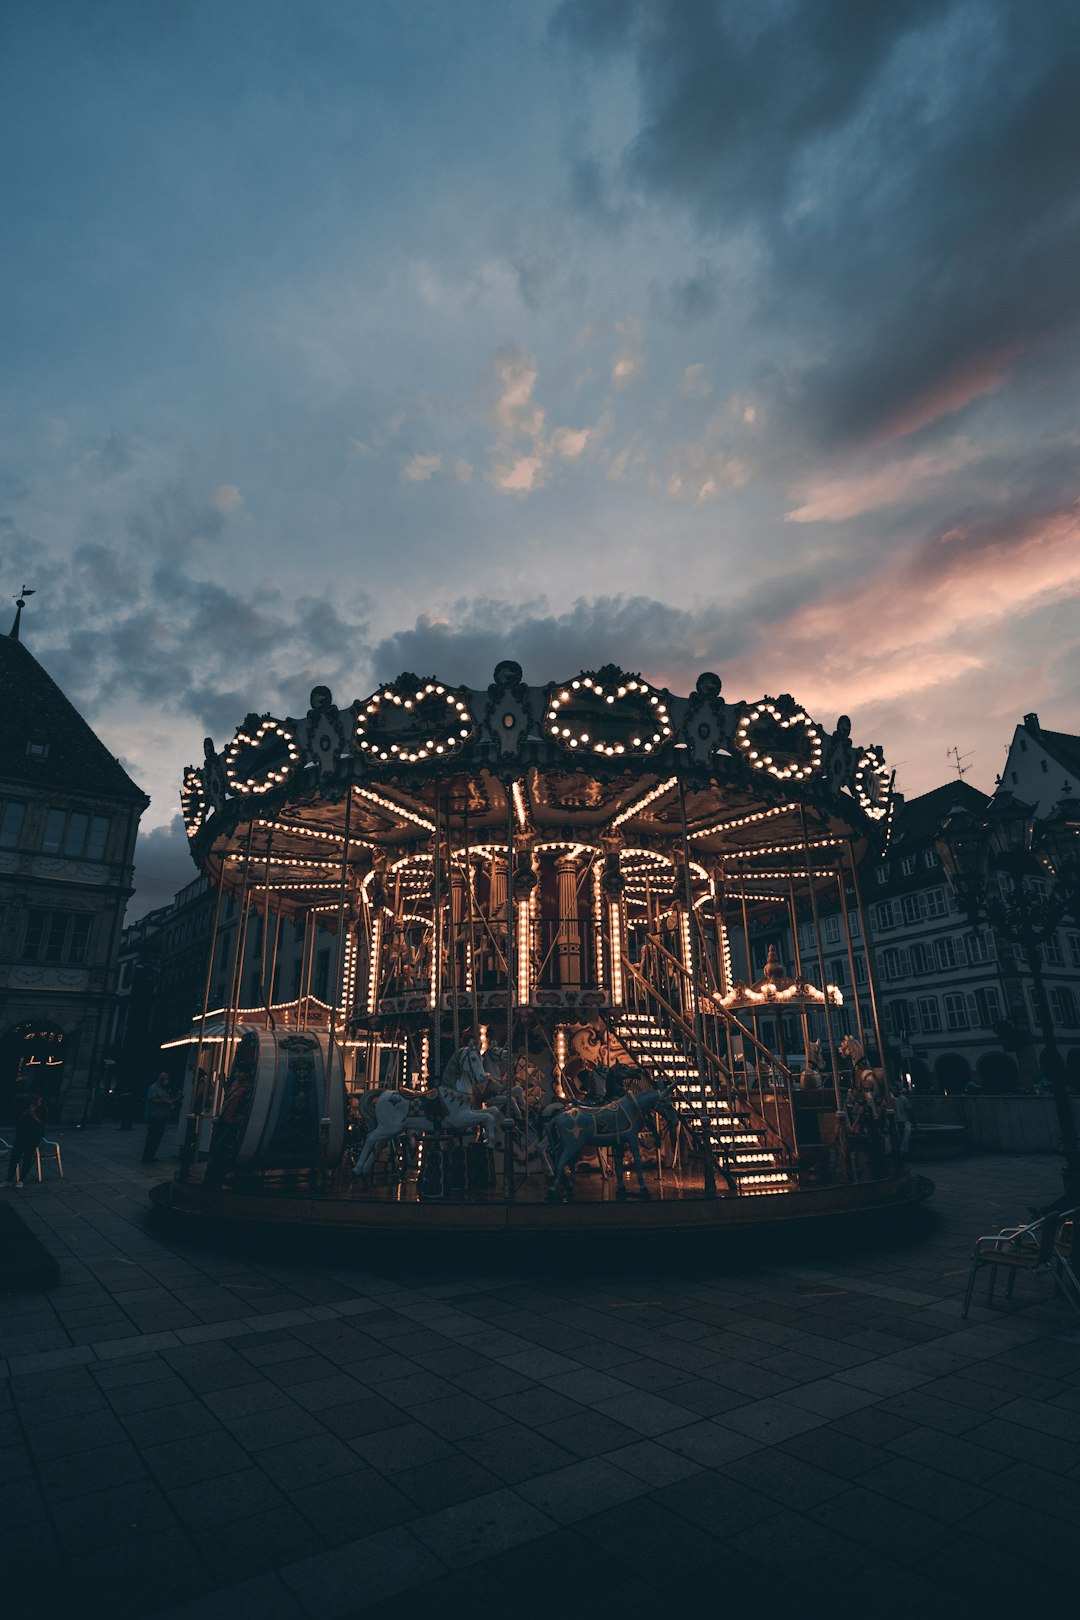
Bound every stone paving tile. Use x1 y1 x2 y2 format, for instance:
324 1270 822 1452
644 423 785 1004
4 1135 1078 1615
409 1486 556 1570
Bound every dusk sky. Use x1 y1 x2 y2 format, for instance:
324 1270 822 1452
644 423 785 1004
3 1 1080 916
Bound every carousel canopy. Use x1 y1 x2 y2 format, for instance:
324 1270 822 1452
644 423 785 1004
180 662 894 919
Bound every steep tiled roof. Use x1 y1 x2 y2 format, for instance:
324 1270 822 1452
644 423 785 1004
889 778 988 851
0 633 148 803
1036 727 1080 783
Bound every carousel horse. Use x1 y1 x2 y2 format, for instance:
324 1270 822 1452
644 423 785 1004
801 1038 826 1091
351 1086 438 1175
837 1035 897 1175
547 1082 679 1202
441 1041 513 1144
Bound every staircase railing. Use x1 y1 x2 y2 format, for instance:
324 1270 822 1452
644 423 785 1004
627 936 799 1157
618 956 734 1184
620 951 796 1163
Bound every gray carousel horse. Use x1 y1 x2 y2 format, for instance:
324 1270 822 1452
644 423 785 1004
546 1081 679 1202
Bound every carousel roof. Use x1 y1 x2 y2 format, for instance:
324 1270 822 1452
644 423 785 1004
179 662 894 916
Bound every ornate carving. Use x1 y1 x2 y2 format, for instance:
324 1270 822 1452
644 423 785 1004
681 671 727 763
483 660 534 757
297 686 352 778
823 714 856 796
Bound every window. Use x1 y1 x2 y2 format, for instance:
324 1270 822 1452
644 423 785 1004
971 986 1001 1027
881 946 910 980
923 849 939 870
291 960 303 998
41 808 111 860
25 738 49 760
21 910 93 965
925 888 948 919
901 855 916 876
1043 933 1064 967
852 952 868 983
0 799 26 849
1050 985 1079 1026
823 916 840 944
827 957 848 987
935 937 958 971
943 992 969 1030
918 996 942 1033
875 865 890 885
1069 934 1080 970
965 931 995 966
1041 759 1049 773
886 1000 917 1038
1010 770 1018 783
847 910 860 938
901 893 925 925
909 942 934 975
873 901 896 932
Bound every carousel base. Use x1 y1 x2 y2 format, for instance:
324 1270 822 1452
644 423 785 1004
149 1165 934 1241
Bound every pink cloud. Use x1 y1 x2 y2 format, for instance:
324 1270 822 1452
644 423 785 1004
870 342 1029 446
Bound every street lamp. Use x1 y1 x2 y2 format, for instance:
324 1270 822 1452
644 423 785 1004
935 793 1080 1204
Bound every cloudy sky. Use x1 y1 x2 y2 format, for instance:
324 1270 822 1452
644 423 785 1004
3 1 1080 916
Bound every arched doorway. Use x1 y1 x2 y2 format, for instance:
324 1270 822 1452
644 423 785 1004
977 1051 1018 1093
0 1023 66 1123
910 1057 932 1092
934 1051 971 1094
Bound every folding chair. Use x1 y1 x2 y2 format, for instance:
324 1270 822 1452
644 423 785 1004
963 1205 1080 1320
34 1138 64 1181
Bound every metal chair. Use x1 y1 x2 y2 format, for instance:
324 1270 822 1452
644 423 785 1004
34 1138 64 1181
963 1205 1080 1320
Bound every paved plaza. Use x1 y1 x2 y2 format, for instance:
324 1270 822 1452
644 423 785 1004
2 1135 1078 1620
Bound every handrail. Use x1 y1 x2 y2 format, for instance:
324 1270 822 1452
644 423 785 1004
633 937 798 1155
642 935 801 1095
621 954 795 1158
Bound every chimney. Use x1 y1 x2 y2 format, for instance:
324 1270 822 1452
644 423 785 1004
1023 712 1040 734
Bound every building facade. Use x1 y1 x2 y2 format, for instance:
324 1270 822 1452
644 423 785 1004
0 615 148 1125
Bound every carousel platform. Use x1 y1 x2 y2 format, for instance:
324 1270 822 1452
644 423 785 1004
150 1165 934 1240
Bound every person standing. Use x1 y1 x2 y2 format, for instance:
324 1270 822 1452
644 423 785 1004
5 1095 48 1188
141 1072 177 1164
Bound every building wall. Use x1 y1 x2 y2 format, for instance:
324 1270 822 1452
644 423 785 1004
0 782 143 1124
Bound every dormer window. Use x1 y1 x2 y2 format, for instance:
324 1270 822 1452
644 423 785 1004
25 738 49 760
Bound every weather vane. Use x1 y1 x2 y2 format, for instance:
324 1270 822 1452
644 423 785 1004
8 583 35 639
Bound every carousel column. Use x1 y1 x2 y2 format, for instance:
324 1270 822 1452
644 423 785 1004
799 809 842 1097
430 787 443 1079
555 852 583 988
677 783 718 1197
181 851 228 1180
600 844 626 1008
846 838 887 1068
450 853 466 1049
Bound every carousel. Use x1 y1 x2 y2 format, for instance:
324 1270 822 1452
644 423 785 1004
152 662 931 1235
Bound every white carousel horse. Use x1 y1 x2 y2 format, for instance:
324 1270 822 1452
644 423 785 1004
351 1044 511 1177
351 1087 434 1175
547 1083 679 1202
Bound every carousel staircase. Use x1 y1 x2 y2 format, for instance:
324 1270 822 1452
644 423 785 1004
609 1008 795 1195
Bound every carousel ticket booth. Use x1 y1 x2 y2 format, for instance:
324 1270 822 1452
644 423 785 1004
157 663 930 1234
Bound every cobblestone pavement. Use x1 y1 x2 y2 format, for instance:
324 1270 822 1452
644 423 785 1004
2 1134 1078 1620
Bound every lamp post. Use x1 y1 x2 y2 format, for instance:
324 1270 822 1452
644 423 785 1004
935 792 1080 1204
